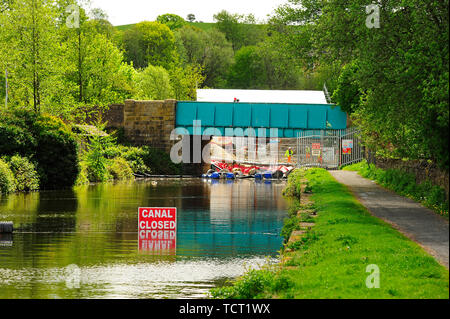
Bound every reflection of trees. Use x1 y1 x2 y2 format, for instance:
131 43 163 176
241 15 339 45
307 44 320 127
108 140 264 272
0 179 288 298
35 190 78 233
0 192 40 228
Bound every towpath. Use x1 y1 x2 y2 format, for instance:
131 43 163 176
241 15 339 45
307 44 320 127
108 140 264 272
330 170 449 268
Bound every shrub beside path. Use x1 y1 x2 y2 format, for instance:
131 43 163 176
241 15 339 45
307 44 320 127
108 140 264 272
330 170 449 269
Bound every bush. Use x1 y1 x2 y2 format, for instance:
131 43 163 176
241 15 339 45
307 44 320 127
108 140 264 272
5 155 39 192
0 110 79 190
107 157 134 180
211 269 275 299
0 159 15 194
344 160 449 217
75 161 90 186
82 123 115 183
282 169 305 198
141 147 182 175
32 115 79 189
0 109 37 158
116 146 151 174
100 142 180 176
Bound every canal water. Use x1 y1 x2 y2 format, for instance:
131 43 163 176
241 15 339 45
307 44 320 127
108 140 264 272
0 179 288 299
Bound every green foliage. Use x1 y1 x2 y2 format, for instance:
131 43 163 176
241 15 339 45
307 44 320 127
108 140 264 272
332 61 361 114
157 14 186 31
280 215 301 243
0 109 37 157
141 147 182 175
276 0 449 169
4 155 39 192
118 146 151 174
107 157 134 180
82 121 115 183
0 0 66 112
0 158 15 194
175 26 234 88
133 65 174 100
227 46 265 88
75 160 90 186
0 109 79 189
213 10 265 52
283 169 306 198
211 269 277 299
123 21 177 69
343 161 449 217
32 114 80 189
168 64 205 101
64 29 134 109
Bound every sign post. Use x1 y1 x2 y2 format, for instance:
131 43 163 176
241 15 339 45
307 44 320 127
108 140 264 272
138 207 177 254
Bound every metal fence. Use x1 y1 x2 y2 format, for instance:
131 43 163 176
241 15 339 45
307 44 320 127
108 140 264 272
296 128 364 169
208 128 364 168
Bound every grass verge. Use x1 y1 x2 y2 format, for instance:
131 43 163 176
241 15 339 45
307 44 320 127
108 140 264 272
343 160 448 218
210 168 449 299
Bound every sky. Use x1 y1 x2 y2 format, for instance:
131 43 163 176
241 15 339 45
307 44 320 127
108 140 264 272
89 0 288 26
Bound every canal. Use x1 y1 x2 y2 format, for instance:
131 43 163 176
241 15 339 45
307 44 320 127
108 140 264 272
0 179 288 299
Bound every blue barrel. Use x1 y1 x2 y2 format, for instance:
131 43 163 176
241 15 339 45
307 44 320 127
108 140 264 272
210 172 221 179
263 172 273 179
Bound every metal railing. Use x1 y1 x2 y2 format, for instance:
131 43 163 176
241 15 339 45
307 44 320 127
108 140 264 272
296 128 364 169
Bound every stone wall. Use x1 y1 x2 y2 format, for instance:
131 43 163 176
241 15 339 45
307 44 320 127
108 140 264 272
103 104 124 128
375 157 449 201
122 99 177 153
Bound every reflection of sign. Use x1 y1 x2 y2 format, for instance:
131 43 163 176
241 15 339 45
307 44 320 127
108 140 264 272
312 143 321 150
312 150 321 157
139 207 177 254
342 140 354 155
0 233 13 247
323 147 335 162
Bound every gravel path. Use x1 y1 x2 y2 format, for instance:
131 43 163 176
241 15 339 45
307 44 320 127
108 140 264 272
330 170 449 268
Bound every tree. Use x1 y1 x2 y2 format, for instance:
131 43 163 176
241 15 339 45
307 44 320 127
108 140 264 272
276 0 449 169
58 2 132 117
213 10 266 51
157 13 186 31
0 0 66 112
168 64 205 100
123 21 177 69
227 41 303 90
213 10 242 51
175 26 234 88
331 61 361 114
133 65 174 100
175 25 205 66
228 46 265 89
187 13 195 22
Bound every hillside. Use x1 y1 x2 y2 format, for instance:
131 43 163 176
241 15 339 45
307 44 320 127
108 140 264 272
116 21 216 32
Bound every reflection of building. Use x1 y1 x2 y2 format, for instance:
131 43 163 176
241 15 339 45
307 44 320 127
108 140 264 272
209 180 287 227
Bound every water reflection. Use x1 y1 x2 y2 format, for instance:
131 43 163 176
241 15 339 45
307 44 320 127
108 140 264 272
0 179 287 299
